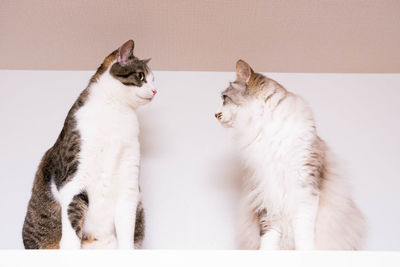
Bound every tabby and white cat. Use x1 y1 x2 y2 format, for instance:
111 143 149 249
215 60 366 250
22 40 155 249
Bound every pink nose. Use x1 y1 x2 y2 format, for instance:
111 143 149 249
152 89 157 95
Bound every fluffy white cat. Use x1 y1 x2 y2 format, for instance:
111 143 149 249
215 60 366 250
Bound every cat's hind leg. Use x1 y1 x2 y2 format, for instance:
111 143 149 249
23 177 62 249
55 181 85 249
68 191 89 241
22 196 61 249
237 203 261 249
134 200 145 248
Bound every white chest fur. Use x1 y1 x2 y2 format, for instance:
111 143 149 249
73 75 141 248
237 96 314 214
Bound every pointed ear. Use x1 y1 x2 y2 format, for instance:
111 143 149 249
118 40 135 66
236 59 254 83
143 58 151 64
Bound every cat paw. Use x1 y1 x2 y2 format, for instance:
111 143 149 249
81 233 98 245
118 240 135 249
60 234 81 249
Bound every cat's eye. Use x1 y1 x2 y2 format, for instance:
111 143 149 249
137 72 145 81
222 94 233 105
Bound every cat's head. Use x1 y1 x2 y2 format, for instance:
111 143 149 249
215 60 265 128
105 40 156 106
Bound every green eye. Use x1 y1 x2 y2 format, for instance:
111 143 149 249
137 72 145 81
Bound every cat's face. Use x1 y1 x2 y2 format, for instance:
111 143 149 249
215 60 256 128
215 82 247 128
110 40 157 106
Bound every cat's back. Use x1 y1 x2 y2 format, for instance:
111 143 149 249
22 89 89 249
254 82 318 161
23 146 63 248
266 86 314 128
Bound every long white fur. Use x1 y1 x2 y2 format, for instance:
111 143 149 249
218 84 366 250
57 62 155 249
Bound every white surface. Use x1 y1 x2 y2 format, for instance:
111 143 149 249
1 251 400 267
0 70 399 250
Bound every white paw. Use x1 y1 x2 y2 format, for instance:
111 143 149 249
259 239 280 250
118 241 134 250
295 239 314 250
259 229 281 250
60 233 81 249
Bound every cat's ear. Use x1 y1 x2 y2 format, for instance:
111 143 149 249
143 58 151 64
236 59 254 84
118 40 135 66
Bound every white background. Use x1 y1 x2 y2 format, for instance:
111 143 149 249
0 70 399 250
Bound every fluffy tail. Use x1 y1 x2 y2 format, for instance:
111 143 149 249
315 152 366 250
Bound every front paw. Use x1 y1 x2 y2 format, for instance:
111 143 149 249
60 234 81 249
295 239 314 250
118 241 135 250
81 233 98 245
259 229 281 250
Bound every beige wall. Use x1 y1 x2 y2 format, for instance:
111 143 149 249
1 0 399 72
